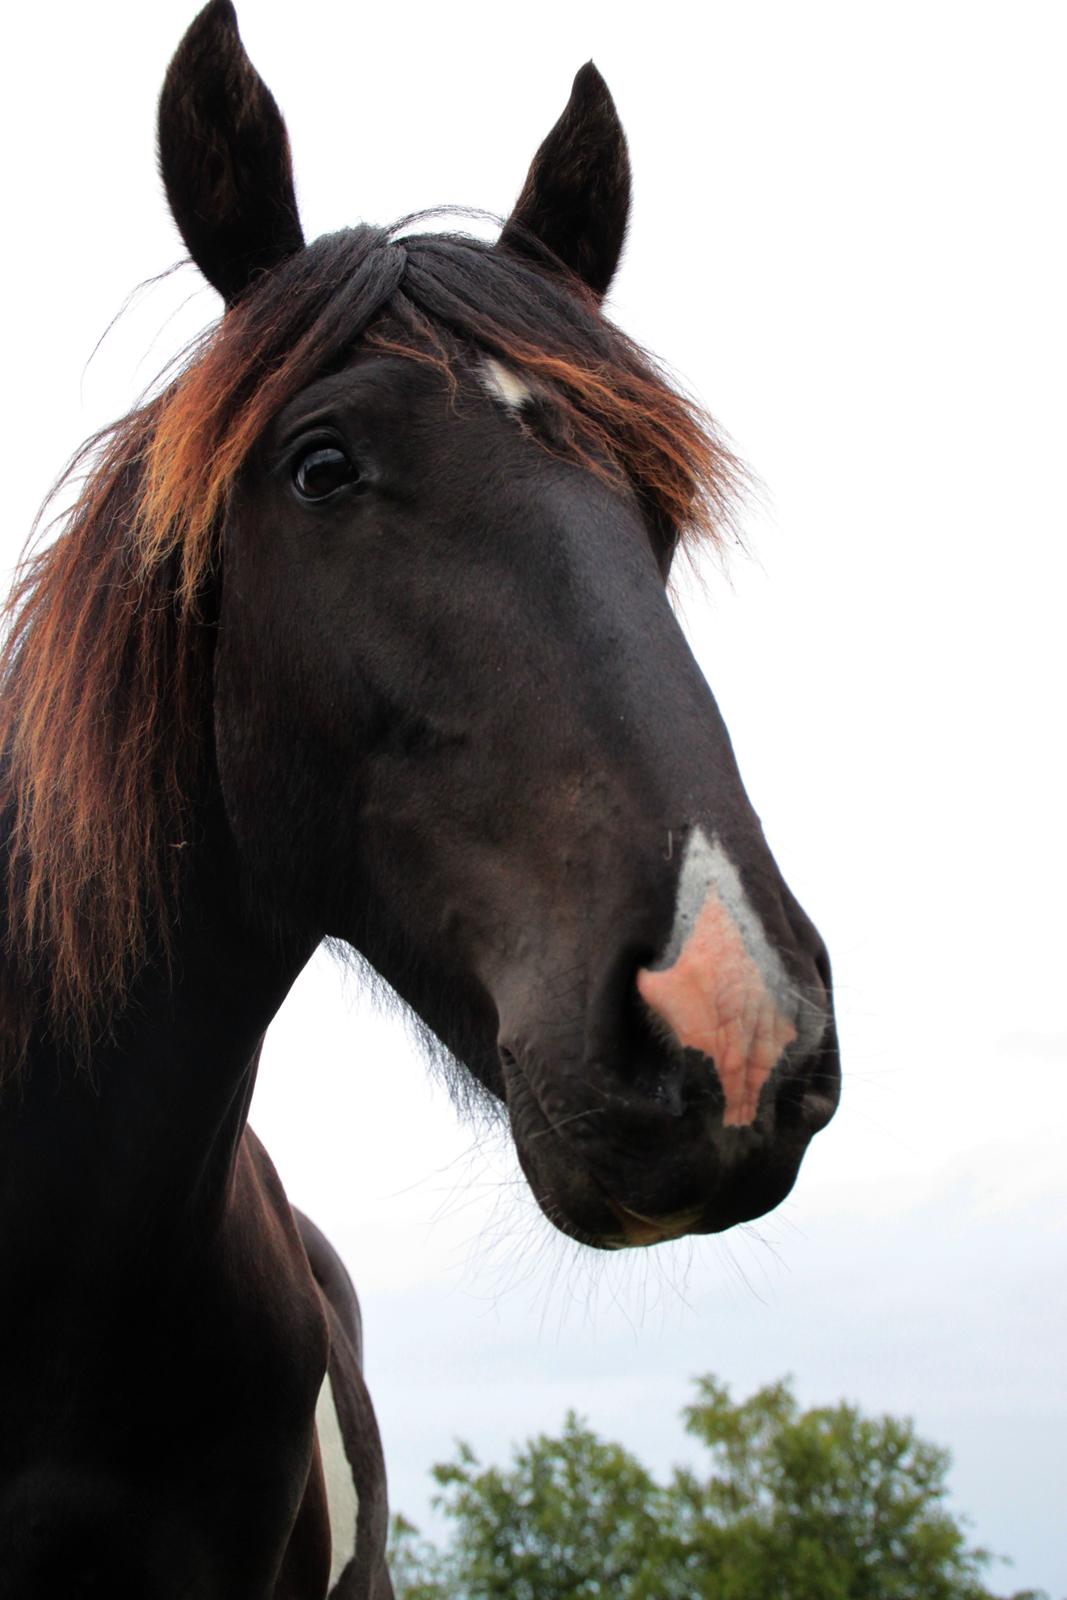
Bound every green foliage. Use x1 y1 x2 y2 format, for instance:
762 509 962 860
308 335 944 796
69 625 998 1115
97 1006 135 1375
415 1415 671 1600
387 1376 1046 1600
671 1376 1000 1600
387 1514 450 1600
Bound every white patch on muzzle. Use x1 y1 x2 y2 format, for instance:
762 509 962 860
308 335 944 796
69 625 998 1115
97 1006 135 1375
316 1371 359 1592
663 828 813 1043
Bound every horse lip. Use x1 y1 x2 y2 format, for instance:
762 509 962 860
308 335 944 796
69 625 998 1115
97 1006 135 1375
500 1051 698 1247
500 1044 825 1248
606 1198 705 1247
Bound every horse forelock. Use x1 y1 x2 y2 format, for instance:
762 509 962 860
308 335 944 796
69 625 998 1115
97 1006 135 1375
0 220 742 1069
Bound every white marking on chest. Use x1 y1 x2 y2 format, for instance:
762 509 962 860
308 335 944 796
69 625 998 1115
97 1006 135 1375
479 356 533 410
316 1372 359 1592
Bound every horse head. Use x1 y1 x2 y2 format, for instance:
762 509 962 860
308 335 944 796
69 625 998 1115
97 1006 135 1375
150 0 840 1248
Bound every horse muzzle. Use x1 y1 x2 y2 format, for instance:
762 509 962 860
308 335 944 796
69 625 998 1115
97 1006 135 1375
497 1003 840 1249
494 833 840 1247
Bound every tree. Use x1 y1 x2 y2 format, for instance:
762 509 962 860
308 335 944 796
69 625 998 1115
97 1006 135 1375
670 1376 1003 1600
388 1376 1046 1600
388 1514 450 1600
394 1416 674 1600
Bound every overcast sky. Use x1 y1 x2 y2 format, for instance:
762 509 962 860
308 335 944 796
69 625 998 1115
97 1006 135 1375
3 3 1065 1593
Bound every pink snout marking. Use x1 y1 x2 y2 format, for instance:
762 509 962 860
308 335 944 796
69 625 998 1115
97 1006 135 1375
637 891 797 1128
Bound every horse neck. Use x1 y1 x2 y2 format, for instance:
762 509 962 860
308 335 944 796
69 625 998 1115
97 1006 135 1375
0 785 315 1242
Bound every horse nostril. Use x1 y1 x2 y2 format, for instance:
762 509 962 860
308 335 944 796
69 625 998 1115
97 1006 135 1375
647 1055 690 1117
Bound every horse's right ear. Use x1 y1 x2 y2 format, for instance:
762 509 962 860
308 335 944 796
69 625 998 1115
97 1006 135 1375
158 0 304 306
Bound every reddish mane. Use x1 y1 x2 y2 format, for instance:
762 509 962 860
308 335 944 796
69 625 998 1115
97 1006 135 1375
0 225 741 1066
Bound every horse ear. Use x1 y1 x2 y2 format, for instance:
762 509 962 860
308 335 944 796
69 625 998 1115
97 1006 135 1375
158 0 304 306
498 63 631 300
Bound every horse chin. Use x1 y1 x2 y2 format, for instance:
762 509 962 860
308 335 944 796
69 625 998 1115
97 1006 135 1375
511 1121 811 1251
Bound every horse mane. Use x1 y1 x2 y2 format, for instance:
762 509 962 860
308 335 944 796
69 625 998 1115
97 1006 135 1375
0 221 741 1068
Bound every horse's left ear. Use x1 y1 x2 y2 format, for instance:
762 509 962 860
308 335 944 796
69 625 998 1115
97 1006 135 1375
499 63 631 301
158 0 304 306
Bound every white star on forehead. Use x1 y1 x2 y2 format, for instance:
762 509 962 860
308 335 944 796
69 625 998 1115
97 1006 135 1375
479 357 534 410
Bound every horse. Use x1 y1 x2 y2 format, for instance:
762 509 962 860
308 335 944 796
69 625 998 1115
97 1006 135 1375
0 1 840 1593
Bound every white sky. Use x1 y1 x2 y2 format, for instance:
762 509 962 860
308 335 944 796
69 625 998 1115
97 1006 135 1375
3 3 1065 1592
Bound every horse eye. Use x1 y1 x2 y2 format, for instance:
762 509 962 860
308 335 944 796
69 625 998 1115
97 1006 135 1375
292 445 360 501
